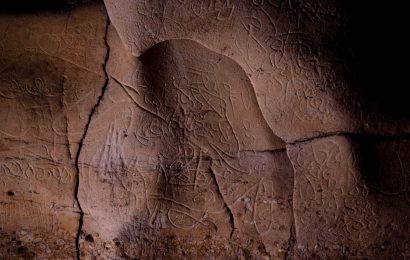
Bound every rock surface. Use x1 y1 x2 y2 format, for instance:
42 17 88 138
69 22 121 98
0 0 409 259
0 2 107 259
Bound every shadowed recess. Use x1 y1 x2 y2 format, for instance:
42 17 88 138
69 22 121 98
0 0 101 13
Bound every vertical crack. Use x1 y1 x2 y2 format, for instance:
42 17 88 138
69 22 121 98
74 16 111 260
209 166 236 238
285 145 297 260
285 221 296 259
61 76 73 161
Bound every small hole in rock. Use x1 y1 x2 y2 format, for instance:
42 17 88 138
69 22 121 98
85 234 94 243
7 191 15 196
17 246 28 254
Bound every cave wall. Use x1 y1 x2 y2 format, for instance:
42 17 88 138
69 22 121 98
0 0 409 259
0 2 107 258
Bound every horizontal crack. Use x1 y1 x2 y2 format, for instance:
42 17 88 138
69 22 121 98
286 131 410 145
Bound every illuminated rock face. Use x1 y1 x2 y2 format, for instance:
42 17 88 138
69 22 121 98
78 37 294 258
0 1 409 259
0 3 107 258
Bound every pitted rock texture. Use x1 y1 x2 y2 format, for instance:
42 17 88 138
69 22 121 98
0 0 409 259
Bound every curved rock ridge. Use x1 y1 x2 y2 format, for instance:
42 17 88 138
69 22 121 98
78 36 294 258
0 1 409 259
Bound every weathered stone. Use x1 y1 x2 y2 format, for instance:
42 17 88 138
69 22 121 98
288 135 410 259
78 33 294 258
0 3 107 258
0 0 409 259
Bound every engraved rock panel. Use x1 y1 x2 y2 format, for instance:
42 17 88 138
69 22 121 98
288 135 410 259
78 31 294 258
0 0 409 259
0 3 107 258
104 0 410 142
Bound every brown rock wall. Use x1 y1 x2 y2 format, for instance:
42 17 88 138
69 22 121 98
0 1 409 259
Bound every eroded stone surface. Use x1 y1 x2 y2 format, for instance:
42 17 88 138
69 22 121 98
78 33 294 258
103 0 410 142
0 0 409 259
0 3 107 258
288 135 410 259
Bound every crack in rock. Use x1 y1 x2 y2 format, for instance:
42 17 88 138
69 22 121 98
209 165 236 238
287 131 410 145
73 16 111 260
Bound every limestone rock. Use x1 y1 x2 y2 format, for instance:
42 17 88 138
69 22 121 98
78 33 294 258
0 0 409 259
0 3 107 258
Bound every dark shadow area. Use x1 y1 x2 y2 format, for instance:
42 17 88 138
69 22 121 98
350 134 410 199
0 0 100 13
340 0 409 117
349 134 410 257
